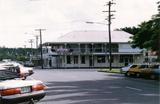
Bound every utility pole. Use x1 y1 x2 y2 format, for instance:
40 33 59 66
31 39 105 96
28 39 34 62
103 0 115 71
35 35 39 49
29 39 34 49
35 29 46 69
24 45 26 48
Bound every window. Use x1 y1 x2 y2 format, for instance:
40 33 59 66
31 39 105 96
67 56 71 64
144 58 149 62
81 56 85 64
130 65 137 68
80 44 86 53
94 44 102 52
129 56 133 63
87 44 93 52
120 55 123 63
150 65 159 68
139 65 147 68
97 56 106 63
111 44 118 52
74 56 78 64
119 55 133 63
106 44 118 52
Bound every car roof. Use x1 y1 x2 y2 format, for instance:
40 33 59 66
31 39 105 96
131 63 160 66
0 62 21 70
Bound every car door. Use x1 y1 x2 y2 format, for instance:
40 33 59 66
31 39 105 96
140 65 151 76
128 65 138 74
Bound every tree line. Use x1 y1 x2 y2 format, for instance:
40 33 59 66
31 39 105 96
0 47 38 62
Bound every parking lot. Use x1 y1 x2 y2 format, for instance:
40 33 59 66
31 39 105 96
32 69 160 104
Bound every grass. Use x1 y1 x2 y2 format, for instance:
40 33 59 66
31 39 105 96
98 68 122 74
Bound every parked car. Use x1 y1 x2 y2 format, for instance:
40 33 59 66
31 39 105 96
122 64 160 80
121 64 136 74
0 62 34 79
24 61 34 67
121 64 141 77
0 67 46 104
140 64 160 80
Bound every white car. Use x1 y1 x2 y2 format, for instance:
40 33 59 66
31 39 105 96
121 64 134 73
0 68 46 104
0 62 34 79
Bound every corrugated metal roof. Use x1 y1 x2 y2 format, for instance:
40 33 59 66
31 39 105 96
50 31 133 43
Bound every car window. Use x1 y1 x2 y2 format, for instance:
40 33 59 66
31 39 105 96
0 69 19 80
139 65 147 68
8 66 20 73
150 65 160 69
130 65 137 68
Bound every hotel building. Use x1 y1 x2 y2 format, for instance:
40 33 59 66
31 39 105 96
41 31 144 68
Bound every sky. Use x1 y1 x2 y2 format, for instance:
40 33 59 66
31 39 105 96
0 0 158 48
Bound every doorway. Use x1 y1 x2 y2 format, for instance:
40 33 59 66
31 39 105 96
124 57 129 66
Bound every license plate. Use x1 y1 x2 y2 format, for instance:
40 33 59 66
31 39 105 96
21 86 31 94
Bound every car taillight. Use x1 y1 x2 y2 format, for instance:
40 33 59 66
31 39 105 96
32 84 45 91
0 88 21 96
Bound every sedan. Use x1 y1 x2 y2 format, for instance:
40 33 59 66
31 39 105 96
140 64 160 80
0 62 34 79
121 64 140 77
0 67 46 104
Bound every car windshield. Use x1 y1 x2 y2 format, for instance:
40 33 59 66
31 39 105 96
0 69 19 80
130 65 137 68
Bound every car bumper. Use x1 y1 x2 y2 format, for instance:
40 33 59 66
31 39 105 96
1 90 46 104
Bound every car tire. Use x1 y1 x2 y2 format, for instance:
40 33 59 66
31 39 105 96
136 73 140 78
126 72 130 77
28 99 35 104
150 74 156 80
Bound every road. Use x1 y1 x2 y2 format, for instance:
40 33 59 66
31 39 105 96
31 69 160 104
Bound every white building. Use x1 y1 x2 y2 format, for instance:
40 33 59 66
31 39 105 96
42 31 144 68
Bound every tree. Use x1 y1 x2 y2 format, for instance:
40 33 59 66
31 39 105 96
120 2 160 61
154 1 160 18
119 26 140 35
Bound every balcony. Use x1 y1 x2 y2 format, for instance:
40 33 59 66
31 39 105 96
50 47 119 55
43 43 142 55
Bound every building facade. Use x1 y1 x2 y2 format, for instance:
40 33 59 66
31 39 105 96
41 31 144 68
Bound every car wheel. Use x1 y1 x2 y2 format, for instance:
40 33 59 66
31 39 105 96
150 74 156 80
28 99 35 104
126 72 130 77
136 73 140 78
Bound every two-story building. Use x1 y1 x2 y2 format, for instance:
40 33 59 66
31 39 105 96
42 31 144 69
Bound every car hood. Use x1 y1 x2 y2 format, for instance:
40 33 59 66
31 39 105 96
121 66 130 71
19 66 33 73
0 79 43 90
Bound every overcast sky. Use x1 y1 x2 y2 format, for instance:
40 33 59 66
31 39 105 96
0 0 158 48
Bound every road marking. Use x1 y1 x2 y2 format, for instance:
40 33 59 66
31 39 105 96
126 86 142 91
108 86 121 89
140 93 160 97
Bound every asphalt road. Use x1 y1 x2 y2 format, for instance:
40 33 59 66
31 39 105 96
31 69 160 104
